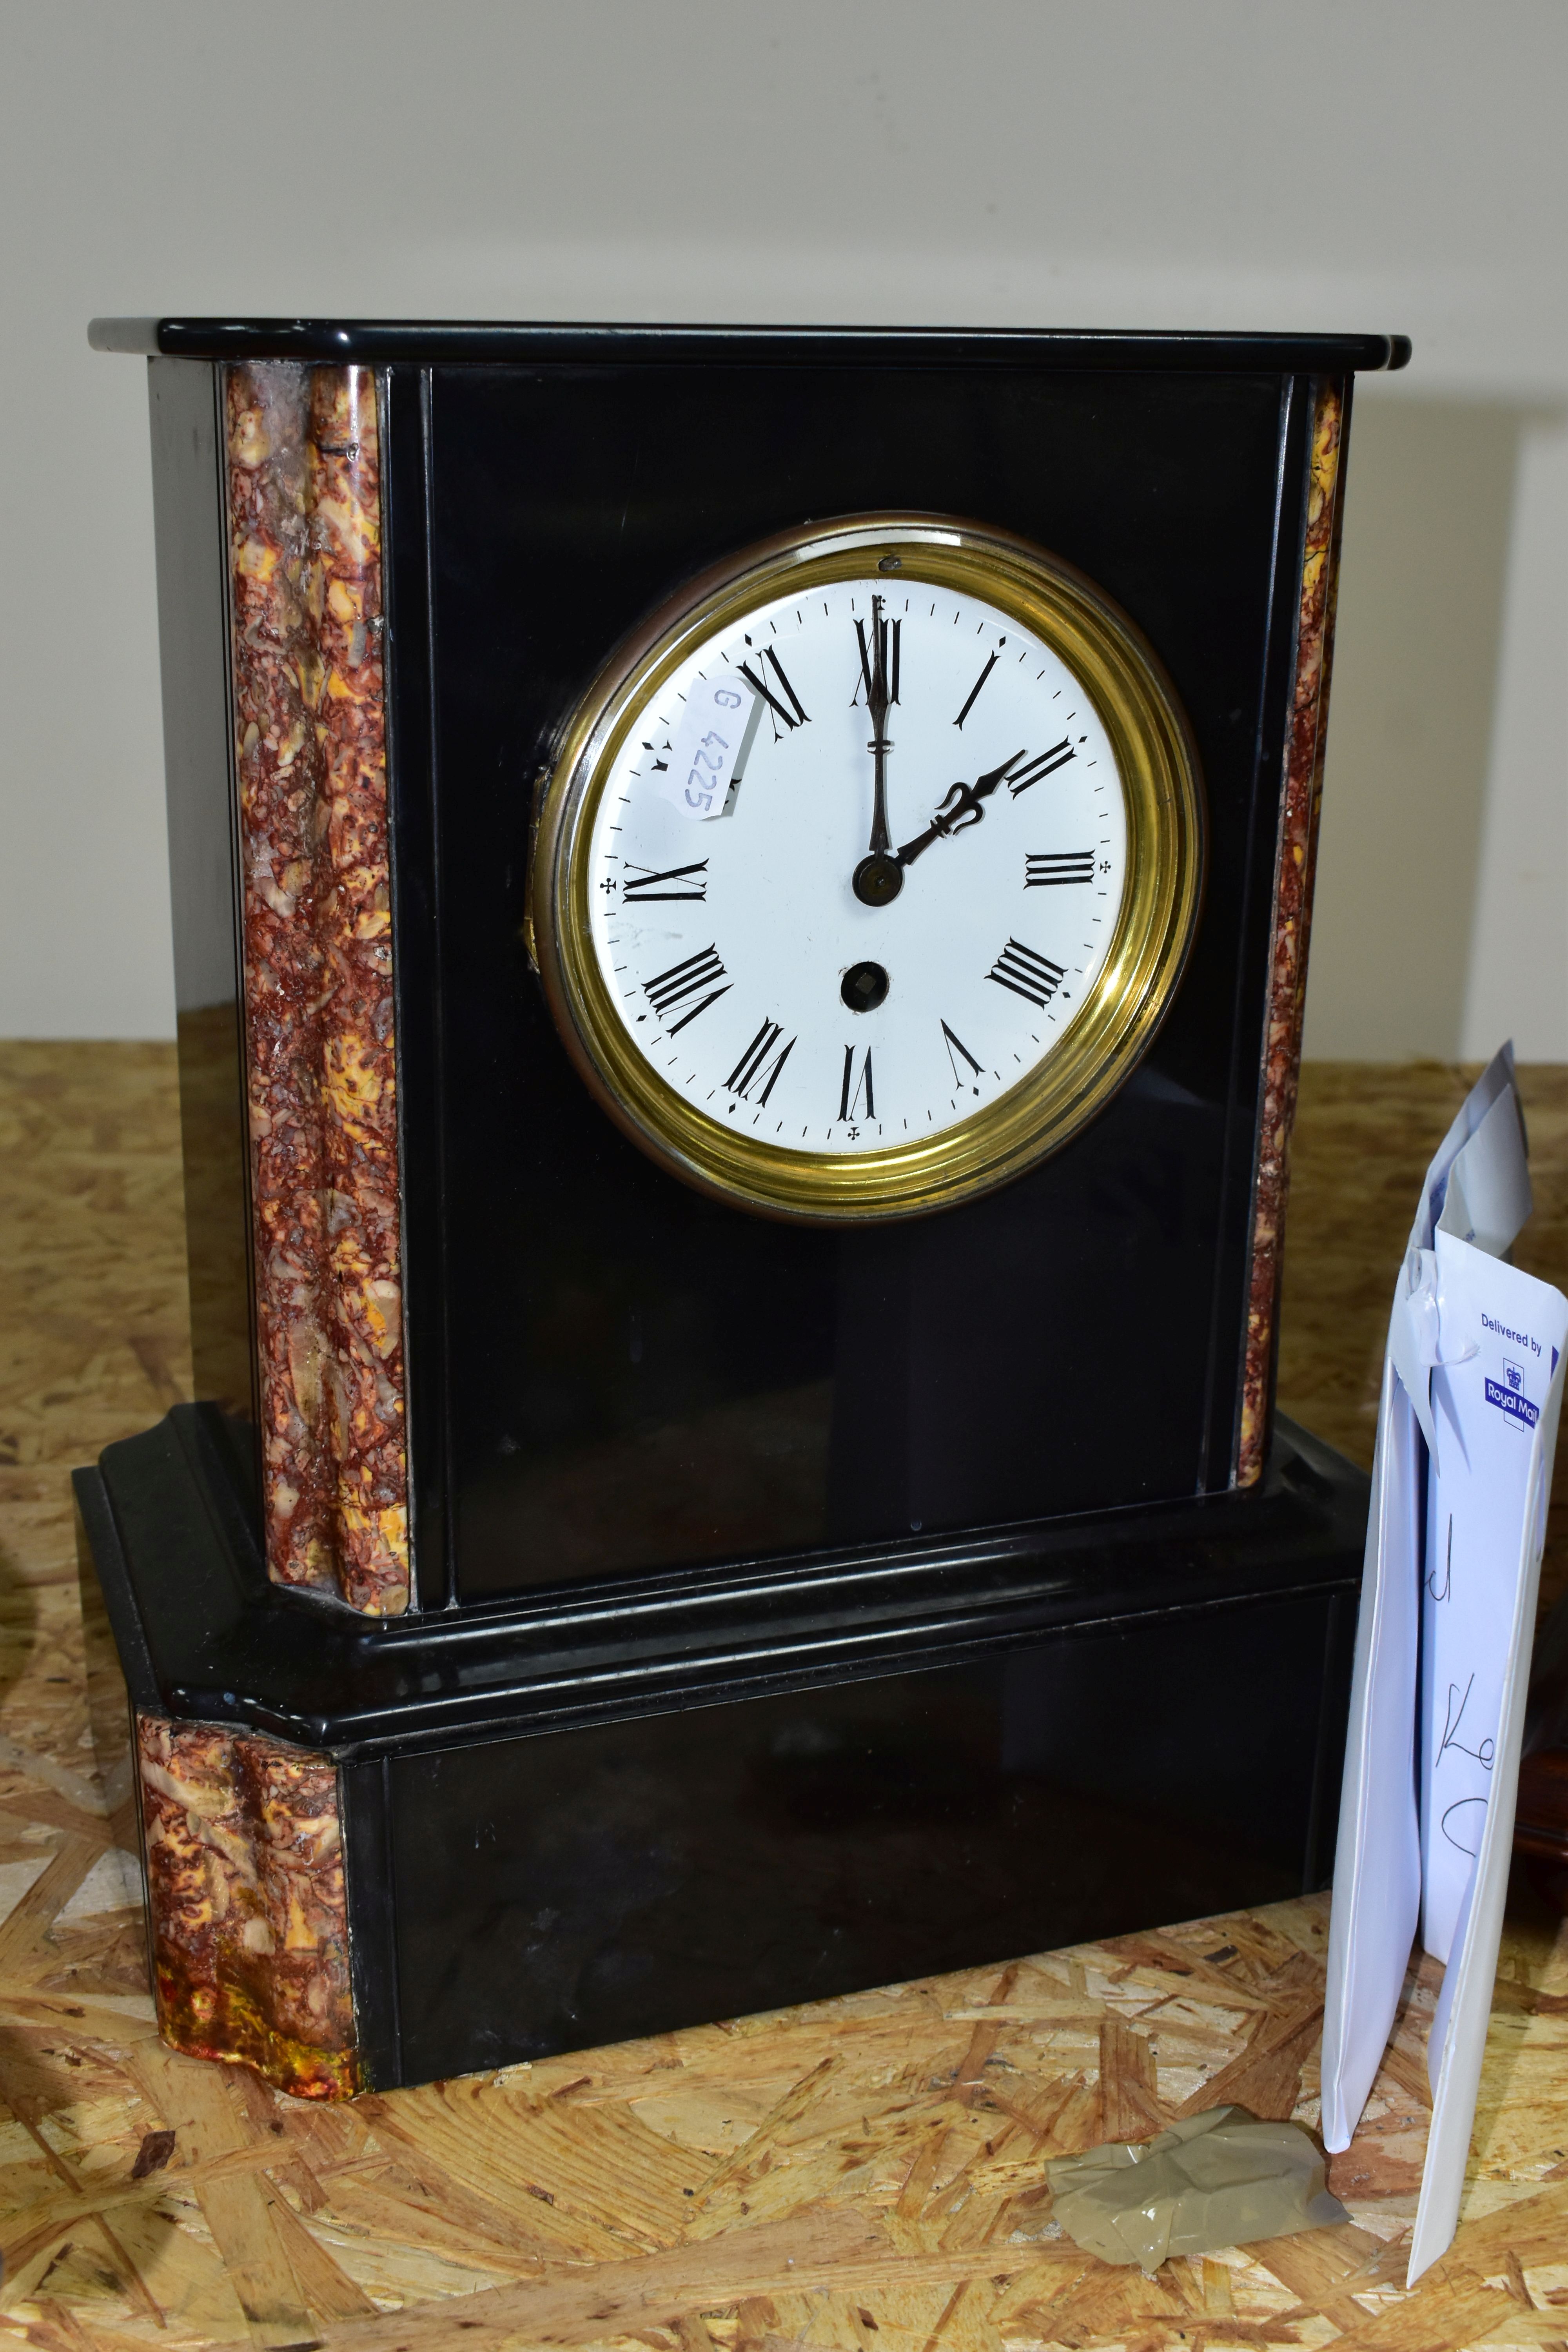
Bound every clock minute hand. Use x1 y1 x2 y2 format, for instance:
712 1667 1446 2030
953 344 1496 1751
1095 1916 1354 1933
860 594 894 856
850 597 909 907
895 748 1027 869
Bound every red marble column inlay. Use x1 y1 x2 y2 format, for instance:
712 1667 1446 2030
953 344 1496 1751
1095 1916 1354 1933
1237 379 1347 1486
226 362 408 1611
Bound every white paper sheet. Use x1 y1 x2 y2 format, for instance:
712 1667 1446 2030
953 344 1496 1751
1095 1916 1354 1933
1420 1237 1561 1963
1318 1044 1568 2286
1412 1340 1564 2280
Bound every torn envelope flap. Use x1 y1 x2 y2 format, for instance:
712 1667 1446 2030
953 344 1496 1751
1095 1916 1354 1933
1436 1082 1532 1259
1416 1042 1519 1250
1045 2107 1346 2273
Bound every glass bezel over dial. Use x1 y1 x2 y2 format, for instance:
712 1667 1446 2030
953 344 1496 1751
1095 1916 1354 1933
530 514 1204 1223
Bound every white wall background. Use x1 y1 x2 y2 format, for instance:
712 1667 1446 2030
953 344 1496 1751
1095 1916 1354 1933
2 0 1563 1055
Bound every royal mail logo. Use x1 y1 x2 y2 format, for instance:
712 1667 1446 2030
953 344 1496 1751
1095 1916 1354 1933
1505 1359 1524 1392
1485 1376 1539 1429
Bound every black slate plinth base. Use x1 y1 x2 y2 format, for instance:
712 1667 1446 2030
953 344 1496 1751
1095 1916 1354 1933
76 1409 1366 2090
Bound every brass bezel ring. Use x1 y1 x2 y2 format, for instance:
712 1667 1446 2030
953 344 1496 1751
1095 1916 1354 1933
531 513 1205 1223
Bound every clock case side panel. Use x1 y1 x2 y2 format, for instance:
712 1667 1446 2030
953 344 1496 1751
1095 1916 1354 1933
147 358 258 1439
1195 372 1347 1496
379 364 452 1613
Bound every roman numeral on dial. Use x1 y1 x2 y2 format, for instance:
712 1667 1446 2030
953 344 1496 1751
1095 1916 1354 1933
623 859 709 903
1007 739 1076 795
986 938 1066 1008
854 613 901 706
1025 851 1094 887
941 1020 983 1089
838 1046 875 1123
726 1018 796 1105
643 945 731 1032
954 651 998 730
738 645 809 734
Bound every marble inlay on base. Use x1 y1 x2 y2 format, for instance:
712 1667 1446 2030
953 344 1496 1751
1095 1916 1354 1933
136 1713 359 2100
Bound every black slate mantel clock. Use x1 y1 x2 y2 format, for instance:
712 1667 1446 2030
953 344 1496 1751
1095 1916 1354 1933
78 318 1405 2100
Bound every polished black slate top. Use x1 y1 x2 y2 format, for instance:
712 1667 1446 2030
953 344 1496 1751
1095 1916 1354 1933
89 318 1413 370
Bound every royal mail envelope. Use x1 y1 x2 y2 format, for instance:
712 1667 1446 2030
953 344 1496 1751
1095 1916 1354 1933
1319 1045 1568 2284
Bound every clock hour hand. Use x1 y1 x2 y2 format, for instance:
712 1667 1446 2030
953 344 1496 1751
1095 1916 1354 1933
894 748 1027 869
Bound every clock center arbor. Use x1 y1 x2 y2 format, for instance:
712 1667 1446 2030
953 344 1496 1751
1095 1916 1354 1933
78 319 1407 2098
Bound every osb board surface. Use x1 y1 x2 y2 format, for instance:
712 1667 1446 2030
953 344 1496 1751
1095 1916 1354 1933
1 1040 1566 2352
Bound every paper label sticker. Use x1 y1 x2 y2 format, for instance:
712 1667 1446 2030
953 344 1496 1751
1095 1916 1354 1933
654 675 760 820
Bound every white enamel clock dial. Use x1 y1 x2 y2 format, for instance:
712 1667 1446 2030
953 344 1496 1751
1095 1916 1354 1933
584 579 1128 1156
535 517 1201 1223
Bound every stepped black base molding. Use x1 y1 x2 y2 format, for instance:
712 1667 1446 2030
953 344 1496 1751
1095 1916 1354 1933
78 1408 1366 2097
